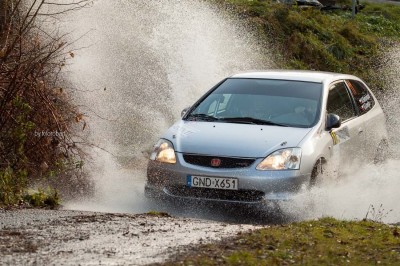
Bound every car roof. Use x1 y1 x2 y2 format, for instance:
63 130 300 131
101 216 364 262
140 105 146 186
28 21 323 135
230 70 358 84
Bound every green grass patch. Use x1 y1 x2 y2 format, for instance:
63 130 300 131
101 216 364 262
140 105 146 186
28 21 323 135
23 188 60 209
0 166 28 206
213 0 400 89
0 166 60 208
162 217 400 265
146 211 172 217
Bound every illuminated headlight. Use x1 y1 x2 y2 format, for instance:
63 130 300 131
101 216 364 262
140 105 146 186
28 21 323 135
256 148 302 170
150 139 176 164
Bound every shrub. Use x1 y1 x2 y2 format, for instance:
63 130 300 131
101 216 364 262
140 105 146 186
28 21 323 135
0 0 92 206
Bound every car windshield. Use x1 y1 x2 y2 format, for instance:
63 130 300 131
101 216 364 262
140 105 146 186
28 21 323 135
186 78 323 128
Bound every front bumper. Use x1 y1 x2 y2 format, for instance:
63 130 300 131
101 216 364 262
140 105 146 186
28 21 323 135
146 153 311 204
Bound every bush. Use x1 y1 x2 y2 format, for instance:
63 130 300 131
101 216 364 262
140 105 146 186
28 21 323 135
23 188 60 209
0 0 92 206
0 167 27 206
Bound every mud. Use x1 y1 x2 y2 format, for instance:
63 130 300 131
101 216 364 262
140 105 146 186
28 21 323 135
0 209 264 265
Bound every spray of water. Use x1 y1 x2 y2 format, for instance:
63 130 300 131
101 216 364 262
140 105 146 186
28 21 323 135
61 1 400 224
281 46 400 224
62 0 272 212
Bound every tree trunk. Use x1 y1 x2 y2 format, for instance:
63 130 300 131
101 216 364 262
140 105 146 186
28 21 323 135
0 0 7 33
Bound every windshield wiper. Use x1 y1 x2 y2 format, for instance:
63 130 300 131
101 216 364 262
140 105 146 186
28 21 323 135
186 113 219 121
219 117 289 127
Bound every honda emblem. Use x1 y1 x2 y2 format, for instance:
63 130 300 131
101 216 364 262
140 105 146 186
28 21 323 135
211 158 221 167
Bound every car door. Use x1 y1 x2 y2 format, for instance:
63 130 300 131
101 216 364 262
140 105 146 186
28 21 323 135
326 81 365 168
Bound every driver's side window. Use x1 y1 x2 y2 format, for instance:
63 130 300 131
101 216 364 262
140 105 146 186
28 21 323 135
327 82 356 122
206 94 231 115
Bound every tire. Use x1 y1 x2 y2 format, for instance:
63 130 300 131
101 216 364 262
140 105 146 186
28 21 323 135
310 159 324 187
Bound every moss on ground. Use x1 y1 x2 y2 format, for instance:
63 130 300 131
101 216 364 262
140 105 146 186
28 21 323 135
161 217 400 265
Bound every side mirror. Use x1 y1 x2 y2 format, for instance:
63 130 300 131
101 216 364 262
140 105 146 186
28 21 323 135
326 113 341 130
181 106 190 118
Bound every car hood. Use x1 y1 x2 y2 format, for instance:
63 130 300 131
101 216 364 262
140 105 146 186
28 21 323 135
163 121 312 158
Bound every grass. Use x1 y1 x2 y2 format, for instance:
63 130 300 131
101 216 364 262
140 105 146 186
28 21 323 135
146 211 172 217
162 217 400 265
212 0 400 89
23 188 60 209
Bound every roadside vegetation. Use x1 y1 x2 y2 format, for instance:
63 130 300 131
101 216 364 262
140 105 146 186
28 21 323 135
214 0 400 90
162 217 400 265
0 1 92 207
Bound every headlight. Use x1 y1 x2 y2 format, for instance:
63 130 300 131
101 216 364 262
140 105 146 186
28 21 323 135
256 148 302 170
150 139 176 164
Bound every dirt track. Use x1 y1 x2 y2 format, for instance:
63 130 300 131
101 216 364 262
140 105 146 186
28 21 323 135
0 209 263 265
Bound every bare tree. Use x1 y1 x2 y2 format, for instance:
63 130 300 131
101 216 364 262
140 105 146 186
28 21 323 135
0 0 93 203
0 1 6 31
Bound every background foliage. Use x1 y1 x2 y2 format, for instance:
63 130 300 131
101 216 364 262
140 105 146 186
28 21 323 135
215 0 400 89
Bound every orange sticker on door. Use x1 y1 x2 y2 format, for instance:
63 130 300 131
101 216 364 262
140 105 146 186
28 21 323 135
331 126 350 145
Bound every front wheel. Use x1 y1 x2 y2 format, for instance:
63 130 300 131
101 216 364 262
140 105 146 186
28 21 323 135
310 159 325 187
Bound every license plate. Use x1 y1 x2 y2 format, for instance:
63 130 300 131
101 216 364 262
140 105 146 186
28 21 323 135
187 175 238 190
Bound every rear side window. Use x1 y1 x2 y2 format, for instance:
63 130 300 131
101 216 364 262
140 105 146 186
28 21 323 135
345 80 375 114
327 82 357 121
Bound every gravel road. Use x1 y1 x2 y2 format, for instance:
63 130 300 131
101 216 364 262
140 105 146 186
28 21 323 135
0 209 265 265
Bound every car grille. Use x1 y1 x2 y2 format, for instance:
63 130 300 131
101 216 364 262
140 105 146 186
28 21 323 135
166 185 265 202
183 154 255 168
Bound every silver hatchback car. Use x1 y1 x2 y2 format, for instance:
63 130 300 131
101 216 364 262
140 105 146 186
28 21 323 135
145 71 388 204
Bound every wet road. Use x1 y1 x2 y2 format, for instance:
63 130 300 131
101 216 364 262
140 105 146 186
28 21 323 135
0 209 264 265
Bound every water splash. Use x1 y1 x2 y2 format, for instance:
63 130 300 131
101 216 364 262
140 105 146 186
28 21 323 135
61 1 400 224
62 0 272 212
282 46 400 224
